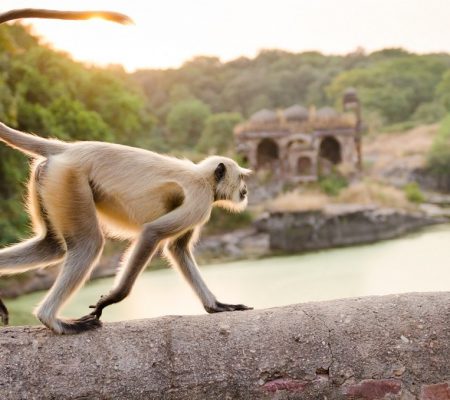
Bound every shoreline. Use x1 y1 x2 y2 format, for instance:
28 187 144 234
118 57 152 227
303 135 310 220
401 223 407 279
1 204 448 299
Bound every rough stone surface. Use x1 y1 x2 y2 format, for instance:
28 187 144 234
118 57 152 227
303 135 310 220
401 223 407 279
264 204 443 251
0 292 449 399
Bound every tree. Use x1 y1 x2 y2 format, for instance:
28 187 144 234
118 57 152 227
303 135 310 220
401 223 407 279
436 70 450 111
327 56 448 124
427 114 450 175
197 112 242 154
166 99 211 148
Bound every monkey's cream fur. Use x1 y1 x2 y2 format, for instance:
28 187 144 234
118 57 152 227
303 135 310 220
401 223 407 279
0 122 252 334
0 8 252 334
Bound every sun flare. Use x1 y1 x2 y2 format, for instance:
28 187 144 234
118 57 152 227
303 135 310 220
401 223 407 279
2 0 450 71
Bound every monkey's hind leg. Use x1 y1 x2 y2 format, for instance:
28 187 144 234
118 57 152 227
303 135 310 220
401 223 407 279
0 298 8 325
34 169 105 334
0 235 65 326
0 166 66 326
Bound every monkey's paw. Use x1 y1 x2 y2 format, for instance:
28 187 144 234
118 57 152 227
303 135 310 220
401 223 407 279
0 298 9 325
204 301 253 314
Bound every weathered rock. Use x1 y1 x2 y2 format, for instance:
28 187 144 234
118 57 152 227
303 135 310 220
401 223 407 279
412 168 450 193
0 292 450 399
195 228 270 262
265 204 444 252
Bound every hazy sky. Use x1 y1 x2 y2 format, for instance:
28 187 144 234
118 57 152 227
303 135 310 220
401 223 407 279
1 0 448 71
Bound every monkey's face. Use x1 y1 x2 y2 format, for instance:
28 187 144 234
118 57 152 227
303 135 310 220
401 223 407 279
212 158 251 212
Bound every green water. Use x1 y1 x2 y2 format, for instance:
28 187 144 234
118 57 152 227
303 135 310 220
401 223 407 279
6 224 450 326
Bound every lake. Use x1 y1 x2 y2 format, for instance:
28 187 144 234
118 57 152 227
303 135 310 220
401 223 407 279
6 224 450 326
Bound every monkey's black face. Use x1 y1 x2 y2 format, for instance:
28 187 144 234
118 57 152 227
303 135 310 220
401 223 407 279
239 184 248 201
213 160 251 212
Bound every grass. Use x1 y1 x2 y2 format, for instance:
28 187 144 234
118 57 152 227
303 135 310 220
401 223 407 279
265 190 328 212
404 182 425 204
266 179 417 213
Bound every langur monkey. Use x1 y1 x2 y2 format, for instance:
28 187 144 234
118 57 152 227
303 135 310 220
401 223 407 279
0 9 252 334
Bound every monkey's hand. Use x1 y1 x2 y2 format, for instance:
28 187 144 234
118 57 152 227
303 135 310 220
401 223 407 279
88 295 108 319
89 291 123 319
204 300 253 314
0 298 9 325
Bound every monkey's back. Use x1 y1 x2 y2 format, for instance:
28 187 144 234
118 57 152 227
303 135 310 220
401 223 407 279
46 141 210 235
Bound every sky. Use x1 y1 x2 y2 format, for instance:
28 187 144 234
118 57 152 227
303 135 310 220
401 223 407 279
1 0 449 71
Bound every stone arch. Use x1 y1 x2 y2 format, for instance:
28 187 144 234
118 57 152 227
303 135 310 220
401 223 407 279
319 136 342 165
257 138 279 167
287 139 308 151
297 157 312 176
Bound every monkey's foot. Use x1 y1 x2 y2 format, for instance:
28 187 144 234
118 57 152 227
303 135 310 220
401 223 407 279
205 301 253 314
57 315 102 335
0 298 9 325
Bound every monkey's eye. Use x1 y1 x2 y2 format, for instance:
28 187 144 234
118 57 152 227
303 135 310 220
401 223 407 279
214 163 226 182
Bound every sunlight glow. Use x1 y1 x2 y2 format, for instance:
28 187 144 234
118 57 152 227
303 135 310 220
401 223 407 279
1 0 450 71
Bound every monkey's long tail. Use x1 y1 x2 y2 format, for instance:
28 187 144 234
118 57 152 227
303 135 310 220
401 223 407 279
0 9 133 25
0 122 67 158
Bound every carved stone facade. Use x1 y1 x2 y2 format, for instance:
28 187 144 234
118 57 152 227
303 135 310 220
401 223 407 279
235 90 362 182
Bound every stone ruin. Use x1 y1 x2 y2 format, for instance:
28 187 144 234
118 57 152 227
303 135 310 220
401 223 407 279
234 89 362 183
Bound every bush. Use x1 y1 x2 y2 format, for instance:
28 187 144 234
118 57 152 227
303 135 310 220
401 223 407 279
427 114 450 175
404 182 425 203
412 101 446 124
203 208 253 235
319 173 348 196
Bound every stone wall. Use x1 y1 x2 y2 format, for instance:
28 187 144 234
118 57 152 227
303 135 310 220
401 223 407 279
1 292 449 399
260 204 443 252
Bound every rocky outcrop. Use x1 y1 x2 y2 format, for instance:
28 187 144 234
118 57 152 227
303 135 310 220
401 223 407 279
259 204 445 252
412 168 450 193
0 292 449 399
195 228 270 262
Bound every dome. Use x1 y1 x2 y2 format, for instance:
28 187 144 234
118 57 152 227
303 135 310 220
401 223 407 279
343 87 359 105
250 109 278 123
284 105 308 122
344 87 357 97
316 107 338 119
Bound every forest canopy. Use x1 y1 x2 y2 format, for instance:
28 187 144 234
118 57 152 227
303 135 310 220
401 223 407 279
1 24 450 243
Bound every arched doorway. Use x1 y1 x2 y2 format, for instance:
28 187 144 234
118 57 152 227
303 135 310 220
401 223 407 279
319 137 341 165
297 157 312 176
257 138 279 167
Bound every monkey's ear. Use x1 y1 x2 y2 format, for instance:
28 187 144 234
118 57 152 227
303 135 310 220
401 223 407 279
240 167 253 176
214 163 226 182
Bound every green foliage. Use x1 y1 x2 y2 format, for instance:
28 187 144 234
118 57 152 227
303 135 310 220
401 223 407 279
134 47 450 140
319 173 348 196
0 24 155 245
48 97 112 141
403 182 425 204
436 70 450 111
203 208 253 235
412 101 446 124
427 114 450 175
197 112 243 154
327 55 449 125
167 99 211 148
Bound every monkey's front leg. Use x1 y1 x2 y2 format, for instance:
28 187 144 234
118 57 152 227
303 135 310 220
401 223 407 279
89 227 162 319
167 230 253 314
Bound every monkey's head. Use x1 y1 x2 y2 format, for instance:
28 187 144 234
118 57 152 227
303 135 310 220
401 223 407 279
199 156 251 212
